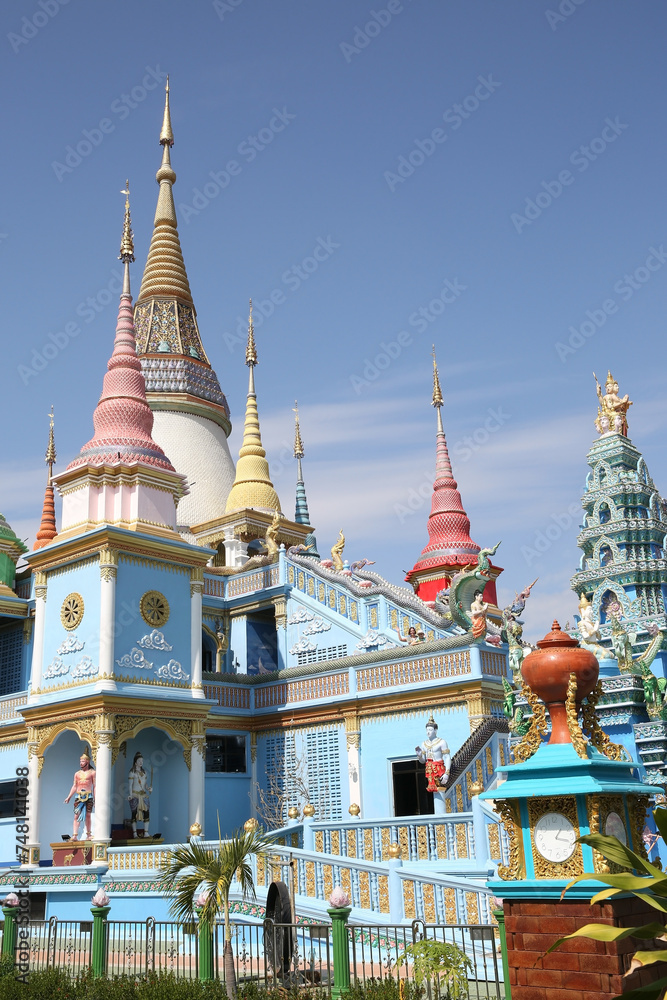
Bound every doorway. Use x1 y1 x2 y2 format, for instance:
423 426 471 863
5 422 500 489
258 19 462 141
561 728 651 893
392 759 434 816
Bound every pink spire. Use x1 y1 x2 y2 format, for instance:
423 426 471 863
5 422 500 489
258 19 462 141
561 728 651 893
68 187 174 472
411 409 480 572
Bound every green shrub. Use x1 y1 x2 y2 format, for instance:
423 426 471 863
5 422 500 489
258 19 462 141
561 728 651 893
348 977 425 1000
397 941 472 1000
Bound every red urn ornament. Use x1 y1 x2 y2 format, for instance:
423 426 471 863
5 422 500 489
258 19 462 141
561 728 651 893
521 620 599 745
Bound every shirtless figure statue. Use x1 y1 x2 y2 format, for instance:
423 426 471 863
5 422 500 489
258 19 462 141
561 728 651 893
415 718 451 792
64 752 96 841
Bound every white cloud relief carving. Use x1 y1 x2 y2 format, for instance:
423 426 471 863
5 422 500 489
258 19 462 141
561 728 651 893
157 659 189 681
43 657 69 679
115 648 153 670
302 616 331 635
138 630 173 651
56 635 85 655
71 656 98 679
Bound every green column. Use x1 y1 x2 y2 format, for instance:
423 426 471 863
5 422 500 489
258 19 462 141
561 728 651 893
492 907 511 1000
1 906 17 962
196 908 214 981
328 906 352 999
90 905 110 977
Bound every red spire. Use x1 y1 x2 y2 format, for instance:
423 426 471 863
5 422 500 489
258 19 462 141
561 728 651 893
33 485 57 550
410 408 481 573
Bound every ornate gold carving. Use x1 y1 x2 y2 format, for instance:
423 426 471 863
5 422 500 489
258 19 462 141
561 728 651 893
629 795 651 861
305 861 316 897
256 854 265 886
318 583 325 602
273 596 287 629
323 864 333 898
444 887 456 924
369 607 378 628
350 601 358 623
359 869 370 910
528 796 584 879
140 590 170 627
378 874 389 913
381 826 390 859
61 592 84 630
250 732 257 764
586 794 629 874
344 714 361 750
488 824 501 859
581 681 628 761
398 826 409 860
495 800 525 881
566 673 588 759
346 829 356 857
499 742 505 765
331 830 340 855
364 829 374 860
403 879 416 919
445 797 452 813
22 619 33 645
315 831 324 853
341 866 352 900
99 548 118 581
112 714 192 769
455 785 463 811
34 571 47 601
466 892 480 923
455 824 468 858
435 823 447 859
307 578 314 597
417 825 428 860
486 746 493 774
423 882 436 923
512 679 547 763
29 847 40 866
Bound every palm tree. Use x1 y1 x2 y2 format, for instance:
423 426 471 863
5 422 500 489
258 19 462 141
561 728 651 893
157 824 276 998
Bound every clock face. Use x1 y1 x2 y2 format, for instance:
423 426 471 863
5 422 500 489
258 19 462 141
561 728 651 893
604 811 627 845
534 812 577 863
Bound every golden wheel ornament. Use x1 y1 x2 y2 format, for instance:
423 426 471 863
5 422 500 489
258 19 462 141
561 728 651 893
61 593 84 631
140 590 170 628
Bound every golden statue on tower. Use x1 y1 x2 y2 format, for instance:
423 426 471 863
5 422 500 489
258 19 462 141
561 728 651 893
594 371 632 437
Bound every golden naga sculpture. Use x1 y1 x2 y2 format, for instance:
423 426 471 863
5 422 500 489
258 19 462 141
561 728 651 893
594 371 632 437
264 510 281 559
331 529 345 571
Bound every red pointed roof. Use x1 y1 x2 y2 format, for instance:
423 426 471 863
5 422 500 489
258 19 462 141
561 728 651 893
409 411 481 574
68 290 174 472
33 484 57 550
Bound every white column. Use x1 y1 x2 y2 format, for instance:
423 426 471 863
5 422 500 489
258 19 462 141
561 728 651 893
93 733 113 852
191 573 205 699
29 574 47 697
188 744 205 836
25 751 41 866
347 732 362 812
98 554 117 692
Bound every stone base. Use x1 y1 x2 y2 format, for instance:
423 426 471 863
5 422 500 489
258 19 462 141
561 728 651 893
504 897 664 999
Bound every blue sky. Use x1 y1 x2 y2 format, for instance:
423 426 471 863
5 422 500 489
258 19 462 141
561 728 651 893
2 0 666 638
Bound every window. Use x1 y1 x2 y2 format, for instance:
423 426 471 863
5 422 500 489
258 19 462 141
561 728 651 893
0 781 17 819
0 625 22 696
205 735 246 773
297 644 348 666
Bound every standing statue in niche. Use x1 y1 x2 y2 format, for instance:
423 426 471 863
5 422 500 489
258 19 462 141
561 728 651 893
64 752 96 841
415 718 451 792
128 752 152 838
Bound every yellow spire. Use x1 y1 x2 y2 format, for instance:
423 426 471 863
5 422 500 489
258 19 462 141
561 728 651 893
225 314 281 514
136 79 193 304
293 400 304 459
45 406 56 484
119 181 135 262
160 75 174 146
432 346 443 408
246 300 258 366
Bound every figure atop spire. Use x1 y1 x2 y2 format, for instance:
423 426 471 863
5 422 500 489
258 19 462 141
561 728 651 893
34 407 58 550
67 191 174 472
405 351 501 605
594 370 632 437
225 309 281 514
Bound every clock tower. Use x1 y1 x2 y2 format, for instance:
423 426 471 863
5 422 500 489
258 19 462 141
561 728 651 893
481 621 663 999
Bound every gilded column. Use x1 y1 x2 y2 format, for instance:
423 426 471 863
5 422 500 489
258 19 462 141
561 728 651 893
191 568 204 699
188 724 206 835
98 549 118 691
93 714 114 859
29 573 47 696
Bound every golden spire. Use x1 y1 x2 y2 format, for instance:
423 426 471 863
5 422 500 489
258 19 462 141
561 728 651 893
432 346 443 408
225 319 281 514
246 300 258 367
160 75 174 146
136 78 193 304
293 400 305 460
45 406 56 484
119 181 135 262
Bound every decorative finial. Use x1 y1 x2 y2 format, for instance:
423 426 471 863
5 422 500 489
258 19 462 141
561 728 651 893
245 299 258 367
431 346 443 409
119 181 135 263
593 370 632 437
45 406 56 483
293 400 305 459
160 76 174 147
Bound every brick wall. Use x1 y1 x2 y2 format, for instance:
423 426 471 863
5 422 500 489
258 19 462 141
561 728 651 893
504 897 664 1000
